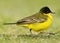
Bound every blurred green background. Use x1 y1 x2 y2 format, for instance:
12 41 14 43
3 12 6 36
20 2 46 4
0 0 60 43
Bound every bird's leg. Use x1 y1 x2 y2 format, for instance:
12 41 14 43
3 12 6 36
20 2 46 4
30 29 32 36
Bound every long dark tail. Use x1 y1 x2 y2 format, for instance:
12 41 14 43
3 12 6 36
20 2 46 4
3 23 17 25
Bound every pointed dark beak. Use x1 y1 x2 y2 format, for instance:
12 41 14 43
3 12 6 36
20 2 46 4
51 12 55 14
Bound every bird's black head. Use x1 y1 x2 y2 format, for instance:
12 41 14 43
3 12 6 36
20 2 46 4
40 6 52 14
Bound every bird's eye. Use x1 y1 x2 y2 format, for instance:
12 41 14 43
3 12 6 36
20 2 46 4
47 11 49 12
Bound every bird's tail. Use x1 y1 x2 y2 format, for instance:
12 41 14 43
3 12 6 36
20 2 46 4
3 23 17 25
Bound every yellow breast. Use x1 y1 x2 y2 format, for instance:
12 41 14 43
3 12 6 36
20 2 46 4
21 14 53 32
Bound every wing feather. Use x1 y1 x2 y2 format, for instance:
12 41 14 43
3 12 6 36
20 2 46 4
17 13 47 24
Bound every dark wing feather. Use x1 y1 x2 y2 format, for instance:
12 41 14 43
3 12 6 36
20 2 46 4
17 17 37 24
17 13 47 24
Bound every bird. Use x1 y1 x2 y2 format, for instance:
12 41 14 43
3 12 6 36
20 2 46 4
4 6 55 35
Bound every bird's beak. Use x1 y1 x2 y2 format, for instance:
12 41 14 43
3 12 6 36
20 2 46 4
51 12 55 14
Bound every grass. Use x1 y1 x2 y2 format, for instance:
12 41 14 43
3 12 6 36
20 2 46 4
0 0 60 43
0 33 60 43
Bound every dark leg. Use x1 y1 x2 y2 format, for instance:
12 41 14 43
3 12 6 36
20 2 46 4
30 29 32 32
30 29 32 35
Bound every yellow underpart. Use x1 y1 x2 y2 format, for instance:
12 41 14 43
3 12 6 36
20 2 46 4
20 13 53 32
